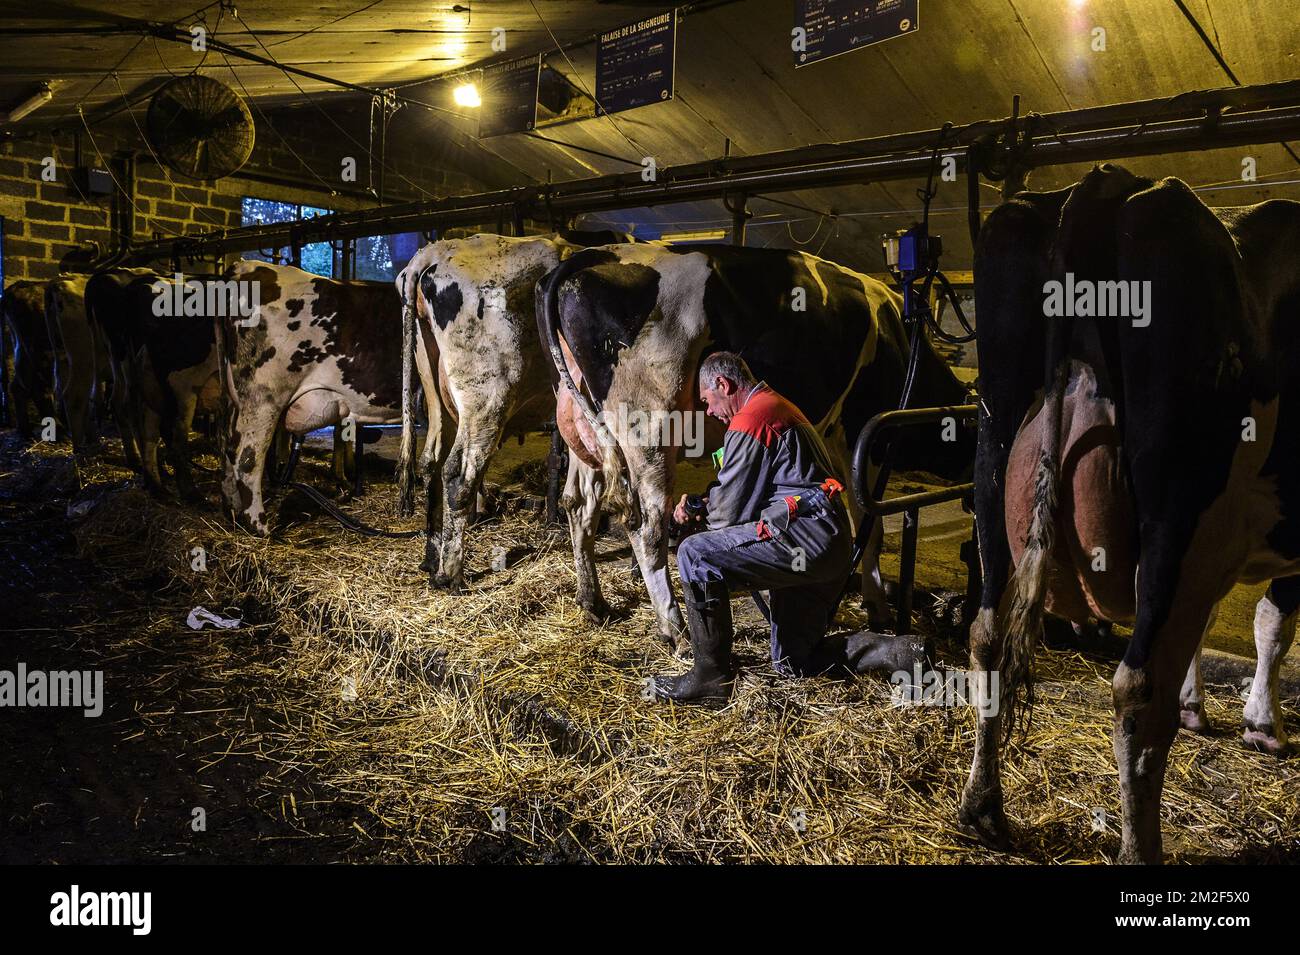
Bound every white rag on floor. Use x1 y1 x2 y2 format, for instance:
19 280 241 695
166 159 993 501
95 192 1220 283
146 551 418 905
186 606 242 630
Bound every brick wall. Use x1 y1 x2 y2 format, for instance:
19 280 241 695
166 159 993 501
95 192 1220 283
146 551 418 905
0 103 509 284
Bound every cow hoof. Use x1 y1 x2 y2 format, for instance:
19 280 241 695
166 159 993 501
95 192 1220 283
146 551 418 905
430 574 465 594
1243 723 1290 755
957 789 1011 852
1179 705 1211 734
580 597 612 624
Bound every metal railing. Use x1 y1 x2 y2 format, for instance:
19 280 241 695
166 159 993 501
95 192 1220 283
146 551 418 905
851 404 978 632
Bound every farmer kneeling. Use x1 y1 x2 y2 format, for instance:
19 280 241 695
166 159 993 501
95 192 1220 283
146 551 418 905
655 352 927 704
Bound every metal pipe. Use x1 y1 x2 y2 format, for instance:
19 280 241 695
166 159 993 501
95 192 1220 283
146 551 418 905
124 88 1300 263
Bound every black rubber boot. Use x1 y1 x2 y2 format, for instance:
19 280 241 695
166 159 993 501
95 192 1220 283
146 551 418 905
843 631 931 675
654 580 735 703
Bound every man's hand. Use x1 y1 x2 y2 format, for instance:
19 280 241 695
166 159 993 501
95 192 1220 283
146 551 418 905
673 493 707 526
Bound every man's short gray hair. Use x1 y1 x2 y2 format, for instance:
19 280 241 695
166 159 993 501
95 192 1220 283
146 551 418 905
699 351 755 390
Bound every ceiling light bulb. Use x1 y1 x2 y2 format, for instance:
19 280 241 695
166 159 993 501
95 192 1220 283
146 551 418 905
453 83 481 108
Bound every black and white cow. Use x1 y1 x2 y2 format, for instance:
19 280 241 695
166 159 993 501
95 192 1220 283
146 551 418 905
2 280 57 440
85 267 221 497
538 243 973 647
963 163 1300 864
395 231 632 590
220 260 428 533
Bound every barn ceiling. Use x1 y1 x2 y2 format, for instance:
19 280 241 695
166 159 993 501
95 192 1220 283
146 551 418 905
2 0 1299 271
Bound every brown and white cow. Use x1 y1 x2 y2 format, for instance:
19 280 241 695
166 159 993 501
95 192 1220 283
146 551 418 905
964 164 1300 863
395 231 633 590
538 243 974 647
2 280 57 440
85 267 221 497
220 260 430 533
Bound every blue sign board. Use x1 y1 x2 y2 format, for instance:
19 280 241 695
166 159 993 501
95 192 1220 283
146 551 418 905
795 0 919 68
596 10 677 116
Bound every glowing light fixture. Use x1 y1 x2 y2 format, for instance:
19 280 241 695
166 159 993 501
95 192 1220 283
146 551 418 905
661 229 728 243
1 83 53 124
453 83 481 108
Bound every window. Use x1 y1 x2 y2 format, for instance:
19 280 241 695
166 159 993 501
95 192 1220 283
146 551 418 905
240 198 334 277
241 197 424 282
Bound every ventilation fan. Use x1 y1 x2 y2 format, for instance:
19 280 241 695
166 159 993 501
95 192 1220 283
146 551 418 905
146 75 255 181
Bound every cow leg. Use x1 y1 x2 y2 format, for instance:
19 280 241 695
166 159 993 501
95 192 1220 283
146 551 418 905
623 448 686 649
165 388 201 503
1113 583 1216 864
1177 603 1219 734
139 405 166 495
110 366 141 469
7 360 33 440
223 402 281 534
562 454 609 622
1243 578 1300 754
420 396 453 582
332 425 355 492
958 410 1034 850
434 420 494 591
62 360 95 452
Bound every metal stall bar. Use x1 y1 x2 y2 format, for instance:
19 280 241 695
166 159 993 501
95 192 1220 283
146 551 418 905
851 405 978 633
113 79 1300 266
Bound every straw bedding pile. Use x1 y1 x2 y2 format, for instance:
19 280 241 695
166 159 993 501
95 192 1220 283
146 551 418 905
43 440 1300 863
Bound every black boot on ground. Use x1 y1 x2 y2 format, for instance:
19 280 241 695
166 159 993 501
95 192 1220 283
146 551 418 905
654 580 735 703
843 631 932 676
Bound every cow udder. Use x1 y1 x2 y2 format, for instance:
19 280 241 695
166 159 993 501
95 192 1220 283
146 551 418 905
1005 366 1137 624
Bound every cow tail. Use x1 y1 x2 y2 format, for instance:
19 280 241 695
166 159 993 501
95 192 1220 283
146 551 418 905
538 254 639 527
396 264 420 519
214 264 242 475
998 235 1082 745
998 336 1066 741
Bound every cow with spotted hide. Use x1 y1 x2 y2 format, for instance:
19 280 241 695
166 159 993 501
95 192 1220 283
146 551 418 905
220 260 429 534
84 267 221 498
395 231 633 591
538 243 974 649
964 163 1300 864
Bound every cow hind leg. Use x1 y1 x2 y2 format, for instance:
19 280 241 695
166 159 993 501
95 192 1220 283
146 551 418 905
109 370 141 469
1178 604 1218 734
624 451 685 650
1113 575 1219 864
563 455 609 622
1243 578 1299 755
139 406 166 496
420 395 454 582
959 604 1012 850
223 404 280 535
166 390 202 503
434 422 495 592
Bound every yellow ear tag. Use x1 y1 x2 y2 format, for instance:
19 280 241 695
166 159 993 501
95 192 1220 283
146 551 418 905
711 447 724 470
